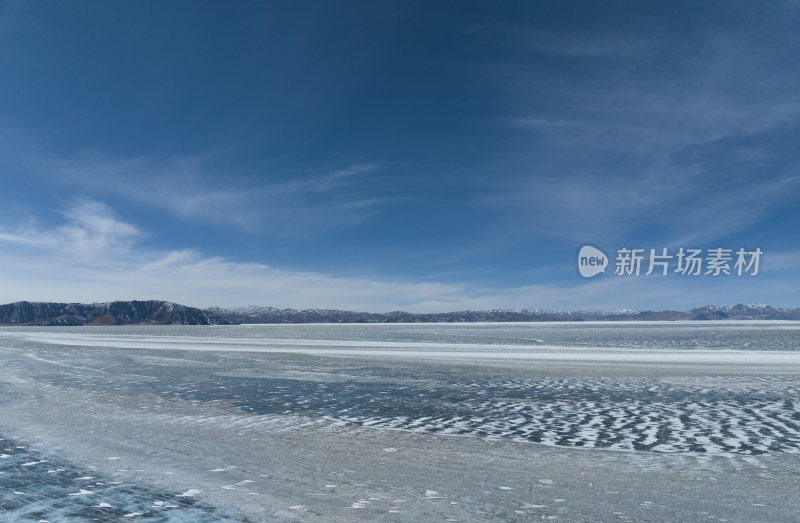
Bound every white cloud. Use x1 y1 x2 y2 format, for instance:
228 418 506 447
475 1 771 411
0 200 141 262
0 200 463 310
0 200 796 311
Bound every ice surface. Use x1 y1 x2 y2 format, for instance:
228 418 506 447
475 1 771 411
1 322 799 521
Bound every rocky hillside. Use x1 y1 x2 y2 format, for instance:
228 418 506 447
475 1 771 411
0 301 231 326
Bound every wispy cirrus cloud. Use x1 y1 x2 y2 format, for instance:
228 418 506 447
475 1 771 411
478 161 800 246
28 152 390 233
469 21 800 246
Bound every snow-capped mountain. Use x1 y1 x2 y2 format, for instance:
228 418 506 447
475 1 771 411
207 304 800 323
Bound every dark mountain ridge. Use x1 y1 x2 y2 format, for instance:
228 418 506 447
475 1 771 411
0 300 229 326
1 301 796 326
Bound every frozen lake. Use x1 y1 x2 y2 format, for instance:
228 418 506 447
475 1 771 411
1 322 799 521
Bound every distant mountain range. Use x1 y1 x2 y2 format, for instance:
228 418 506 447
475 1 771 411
209 303 800 323
0 301 798 326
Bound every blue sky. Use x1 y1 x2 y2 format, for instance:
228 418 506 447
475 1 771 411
0 1 798 311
